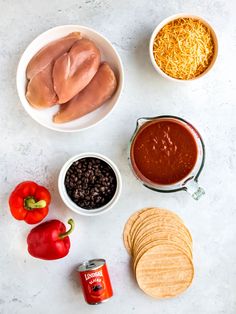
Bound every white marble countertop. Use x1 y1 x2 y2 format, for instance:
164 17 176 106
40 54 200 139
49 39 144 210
1 0 236 313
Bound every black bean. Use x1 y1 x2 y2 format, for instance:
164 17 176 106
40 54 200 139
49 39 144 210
64 157 117 210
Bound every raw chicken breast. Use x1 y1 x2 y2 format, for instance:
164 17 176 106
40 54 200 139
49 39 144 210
26 63 58 109
53 62 117 123
53 38 101 104
26 32 81 80
26 32 81 108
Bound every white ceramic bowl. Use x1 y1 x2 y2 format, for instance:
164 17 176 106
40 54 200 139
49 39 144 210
58 153 122 216
16 25 124 132
149 13 218 81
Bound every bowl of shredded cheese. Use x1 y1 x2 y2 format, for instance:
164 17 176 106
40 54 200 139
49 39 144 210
149 14 218 81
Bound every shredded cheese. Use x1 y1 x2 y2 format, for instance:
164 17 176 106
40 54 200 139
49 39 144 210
153 18 215 80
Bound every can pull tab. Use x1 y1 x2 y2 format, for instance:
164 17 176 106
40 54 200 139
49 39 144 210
183 179 205 200
87 262 96 269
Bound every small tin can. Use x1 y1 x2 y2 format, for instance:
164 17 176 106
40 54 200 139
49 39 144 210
77 259 113 305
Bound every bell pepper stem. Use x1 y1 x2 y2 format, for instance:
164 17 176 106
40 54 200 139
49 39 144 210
25 197 46 209
59 219 75 239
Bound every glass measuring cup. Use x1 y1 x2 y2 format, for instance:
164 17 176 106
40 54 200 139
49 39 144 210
128 115 205 200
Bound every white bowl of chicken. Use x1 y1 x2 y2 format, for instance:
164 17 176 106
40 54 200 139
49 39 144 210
16 25 124 132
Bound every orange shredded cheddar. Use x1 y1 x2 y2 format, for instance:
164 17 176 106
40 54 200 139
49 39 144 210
153 18 215 80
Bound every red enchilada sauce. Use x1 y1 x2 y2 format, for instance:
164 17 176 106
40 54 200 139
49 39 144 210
131 119 198 185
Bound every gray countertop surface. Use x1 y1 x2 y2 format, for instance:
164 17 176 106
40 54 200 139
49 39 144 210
0 0 236 313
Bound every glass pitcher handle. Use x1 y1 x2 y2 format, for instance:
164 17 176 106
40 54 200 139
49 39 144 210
183 179 205 200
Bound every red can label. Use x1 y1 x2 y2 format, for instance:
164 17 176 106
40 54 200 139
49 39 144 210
78 263 113 304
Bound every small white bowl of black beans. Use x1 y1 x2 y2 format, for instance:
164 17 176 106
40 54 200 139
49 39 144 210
58 153 122 216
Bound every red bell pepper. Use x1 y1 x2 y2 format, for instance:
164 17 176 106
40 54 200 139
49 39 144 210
9 181 51 224
27 219 75 260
